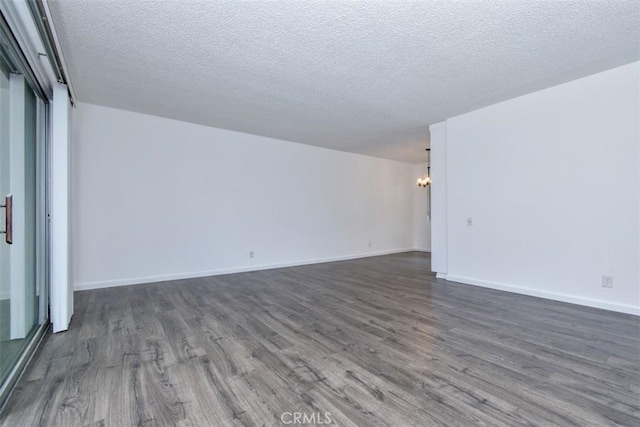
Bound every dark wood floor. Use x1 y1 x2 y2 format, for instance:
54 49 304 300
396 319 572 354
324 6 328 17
1 252 639 426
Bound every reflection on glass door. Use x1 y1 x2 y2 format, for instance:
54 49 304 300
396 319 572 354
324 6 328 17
0 44 47 388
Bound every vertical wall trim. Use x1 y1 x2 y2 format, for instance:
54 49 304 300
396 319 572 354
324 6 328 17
429 121 448 275
50 82 71 333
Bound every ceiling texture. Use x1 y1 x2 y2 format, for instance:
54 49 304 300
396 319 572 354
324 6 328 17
48 0 639 163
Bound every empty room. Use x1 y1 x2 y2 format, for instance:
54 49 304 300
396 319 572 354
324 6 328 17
0 0 638 426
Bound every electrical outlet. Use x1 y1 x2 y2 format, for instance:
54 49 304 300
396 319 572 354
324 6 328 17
601 275 614 288
467 217 473 226
249 251 254 259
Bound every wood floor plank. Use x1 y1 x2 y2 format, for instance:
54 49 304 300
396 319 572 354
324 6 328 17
1 252 638 426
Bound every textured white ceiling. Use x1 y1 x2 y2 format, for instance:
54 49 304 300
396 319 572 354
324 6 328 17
49 0 639 163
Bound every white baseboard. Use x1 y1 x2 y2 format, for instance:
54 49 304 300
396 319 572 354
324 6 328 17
413 247 431 253
435 273 447 279
74 248 415 292
445 274 639 316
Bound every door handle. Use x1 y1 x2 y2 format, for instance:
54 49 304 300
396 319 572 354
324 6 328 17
1 195 12 244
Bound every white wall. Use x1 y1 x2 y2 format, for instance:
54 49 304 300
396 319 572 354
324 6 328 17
413 162 431 251
72 103 416 290
442 62 639 315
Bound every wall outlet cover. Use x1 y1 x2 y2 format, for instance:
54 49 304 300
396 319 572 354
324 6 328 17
601 275 614 288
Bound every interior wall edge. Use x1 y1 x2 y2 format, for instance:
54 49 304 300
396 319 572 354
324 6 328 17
73 248 417 292
445 274 640 316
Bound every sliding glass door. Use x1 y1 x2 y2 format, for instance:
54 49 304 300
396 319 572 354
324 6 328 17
0 35 48 393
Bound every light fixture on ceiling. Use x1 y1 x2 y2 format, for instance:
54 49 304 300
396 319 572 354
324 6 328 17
416 175 431 187
417 148 431 220
416 148 431 187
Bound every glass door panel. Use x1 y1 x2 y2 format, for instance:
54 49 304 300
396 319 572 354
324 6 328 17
0 47 44 387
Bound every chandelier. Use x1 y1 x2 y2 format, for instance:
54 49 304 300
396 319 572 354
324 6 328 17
416 148 431 187
417 148 431 219
417 175 431 187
